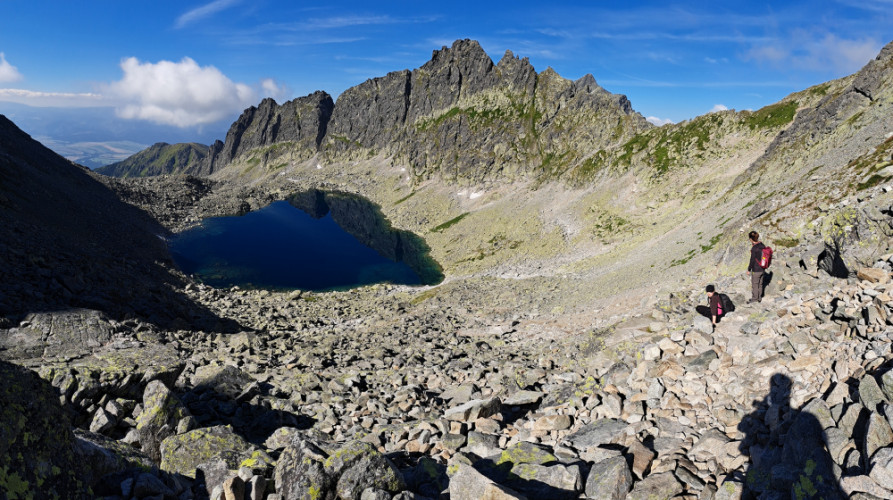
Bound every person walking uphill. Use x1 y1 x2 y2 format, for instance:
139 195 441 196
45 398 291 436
706 285 722 331
747 231 768 303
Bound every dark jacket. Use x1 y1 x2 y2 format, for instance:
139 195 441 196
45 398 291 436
749 242 766 272
709 293 722 318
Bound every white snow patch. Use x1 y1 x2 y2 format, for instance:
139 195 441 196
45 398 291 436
469 191 483 200
316 164 322 170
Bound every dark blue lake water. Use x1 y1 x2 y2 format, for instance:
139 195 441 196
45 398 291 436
169 198 437 291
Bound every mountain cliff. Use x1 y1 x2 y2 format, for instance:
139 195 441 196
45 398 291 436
195 91 334 176
103 40 649 184
96 142 207 177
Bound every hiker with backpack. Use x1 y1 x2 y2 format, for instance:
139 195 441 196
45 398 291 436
747 231 772 303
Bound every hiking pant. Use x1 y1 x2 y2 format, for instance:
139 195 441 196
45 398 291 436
751 271 764 302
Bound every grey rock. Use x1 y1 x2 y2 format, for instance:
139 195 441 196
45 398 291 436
264 426 304 450
464 431 501 458
448 463 527 500
740 321 761 335
274 437 334 500
864 412 893 463
626 471 683 500
584 456 632 500
245 476 267 500
842 474 893 498
689 429 731 463
694 315 714 334
880 370 893 401
713 476 744 500
870 447 893 491
563 418 627 452
133 472 175 498
360 488 393 500
222 475 245 500
159 425 272 478
442 432 467 451
492 441 558 466
506 462 583 499
90 408 116 434
335 450 407 500
136 380 190 462
444 397 501 421
192 364 255 400
503 390 544 406
859 376 889 412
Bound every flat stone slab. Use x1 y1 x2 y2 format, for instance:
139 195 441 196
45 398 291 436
444 397 501 422
564 418 627 451
503 390 544 406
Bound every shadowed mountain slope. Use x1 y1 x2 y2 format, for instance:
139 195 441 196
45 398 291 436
0 115 238 338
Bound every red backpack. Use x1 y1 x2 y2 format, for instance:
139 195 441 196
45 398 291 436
760 246 773 269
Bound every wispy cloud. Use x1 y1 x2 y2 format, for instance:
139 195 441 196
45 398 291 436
744 31 882 74
175 0 241 29
0 53 23 83
709 104 729 113
0 89 103 107
224 14 437 46
833 0 893 13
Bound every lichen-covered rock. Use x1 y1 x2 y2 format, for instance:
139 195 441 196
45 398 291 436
191 364 255 399
334 450 407 499
584 456 632 500
504 462 583 499
0 309 114 359
0 360 89 499
626 471 683 500
274 437 335 500
563 418 627 453
159 425 272 477
136 379 191 462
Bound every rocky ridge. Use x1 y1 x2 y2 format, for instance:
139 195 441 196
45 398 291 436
96 142 208 178
100 40 649 184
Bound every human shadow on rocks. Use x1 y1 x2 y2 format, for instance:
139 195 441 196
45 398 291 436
737 373 845 499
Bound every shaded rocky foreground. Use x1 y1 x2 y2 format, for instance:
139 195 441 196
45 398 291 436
7 246 893 499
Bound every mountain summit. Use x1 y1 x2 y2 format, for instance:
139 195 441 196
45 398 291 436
102 39 649 183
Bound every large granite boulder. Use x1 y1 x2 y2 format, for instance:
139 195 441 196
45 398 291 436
159 425 272 477
136 379 191 462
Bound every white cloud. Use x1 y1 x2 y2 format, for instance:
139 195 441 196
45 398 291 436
744 32 882 75
709 104 728 113
105 57 257 127
175 0 241 29
260 78 289 100
0 52 23 83
646 116 674 126
0 89 103 107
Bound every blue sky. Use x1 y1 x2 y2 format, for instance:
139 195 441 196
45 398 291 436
1 0 891 143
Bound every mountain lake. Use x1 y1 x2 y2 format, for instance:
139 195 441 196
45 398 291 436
169 192 442 291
